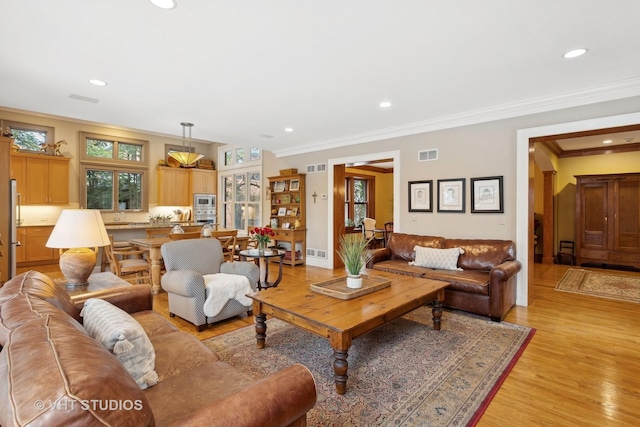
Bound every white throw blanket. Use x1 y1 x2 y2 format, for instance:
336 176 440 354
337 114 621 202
203 273 253 317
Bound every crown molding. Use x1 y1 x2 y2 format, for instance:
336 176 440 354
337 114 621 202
273 76 640 158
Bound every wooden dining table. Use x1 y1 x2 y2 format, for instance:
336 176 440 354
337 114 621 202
129 232 249 294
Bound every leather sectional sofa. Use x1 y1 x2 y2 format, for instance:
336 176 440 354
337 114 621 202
0 271 317 426
368 233 521 321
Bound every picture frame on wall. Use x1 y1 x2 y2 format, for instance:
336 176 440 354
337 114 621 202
437 178 466 213
408 180 433 212
471 176 503 213
273 181 286 192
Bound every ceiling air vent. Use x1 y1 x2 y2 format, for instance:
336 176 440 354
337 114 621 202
418 148 438 162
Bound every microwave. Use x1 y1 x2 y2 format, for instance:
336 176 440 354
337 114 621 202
193 194 216 208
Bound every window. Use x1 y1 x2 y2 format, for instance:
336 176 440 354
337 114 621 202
345 175 374 226
220 146 261 167
79 132 149 212
2 120 54 152
221 170 261 230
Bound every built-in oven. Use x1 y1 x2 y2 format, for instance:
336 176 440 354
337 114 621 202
193 193 216 224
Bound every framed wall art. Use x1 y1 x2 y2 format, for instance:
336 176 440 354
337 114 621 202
437 178 466 213
471 176 503 213
408 180 433 212
273 181 286 192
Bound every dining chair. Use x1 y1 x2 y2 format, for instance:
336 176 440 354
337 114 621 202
383 222 394 247
362 218 385 249
104 235 151 285
209 229 238 261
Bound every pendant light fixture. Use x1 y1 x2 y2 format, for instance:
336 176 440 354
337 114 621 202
168 122 204 166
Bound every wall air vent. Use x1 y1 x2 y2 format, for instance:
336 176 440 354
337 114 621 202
316 163 327 173
418 148 438 162
306 164 316 173
69 93 100 104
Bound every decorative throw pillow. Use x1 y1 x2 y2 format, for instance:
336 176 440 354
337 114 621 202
80 298 158 389
409 246 464 271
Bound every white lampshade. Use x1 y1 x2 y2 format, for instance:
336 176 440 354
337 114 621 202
46 209 111 287
47 209 110 249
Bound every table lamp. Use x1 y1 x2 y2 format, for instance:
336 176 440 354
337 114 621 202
46 209 111 287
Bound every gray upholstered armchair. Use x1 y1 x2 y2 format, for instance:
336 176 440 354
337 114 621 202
160 238 260 331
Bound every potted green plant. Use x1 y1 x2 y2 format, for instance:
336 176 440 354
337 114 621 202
337 233 373 288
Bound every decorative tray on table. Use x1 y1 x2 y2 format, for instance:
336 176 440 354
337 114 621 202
310 274 391 300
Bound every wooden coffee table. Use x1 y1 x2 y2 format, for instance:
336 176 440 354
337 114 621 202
247 269 448 395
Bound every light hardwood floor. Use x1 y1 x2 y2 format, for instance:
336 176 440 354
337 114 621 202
18 262 640 425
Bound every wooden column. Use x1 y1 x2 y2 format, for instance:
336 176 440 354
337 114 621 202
542 170 556 264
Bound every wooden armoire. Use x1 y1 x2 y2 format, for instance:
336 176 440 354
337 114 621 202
575 173 640 269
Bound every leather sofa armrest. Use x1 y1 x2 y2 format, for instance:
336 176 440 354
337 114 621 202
71 284 153 314
489 260 522 283
368 247 391 267
167 364 317 427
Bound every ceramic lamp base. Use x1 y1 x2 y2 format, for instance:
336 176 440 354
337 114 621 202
59 248 97 287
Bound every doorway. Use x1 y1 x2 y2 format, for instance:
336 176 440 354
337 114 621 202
328 150 401 269
516 111 640 306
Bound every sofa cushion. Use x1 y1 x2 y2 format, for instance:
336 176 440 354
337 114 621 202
131 309 181 338
0 271 81 321
0 293 87 346
0 315 154 426
143 361 254 426
370 259 432 277
410 246 464 271
81 298 159 389
423 270 490 296
387 233 445 261
444 239 516 271
148 330 220 381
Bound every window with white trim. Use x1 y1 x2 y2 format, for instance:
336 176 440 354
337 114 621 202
79 132 149 212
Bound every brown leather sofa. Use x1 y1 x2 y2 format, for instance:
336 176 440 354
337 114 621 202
368 233 521 321
0 271 317 426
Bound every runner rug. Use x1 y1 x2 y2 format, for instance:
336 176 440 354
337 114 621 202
555 268 640 303
203 307 534 426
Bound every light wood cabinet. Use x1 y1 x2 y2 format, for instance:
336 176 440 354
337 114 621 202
17 226 59 266
268 173 306 266
157 167 190 206
575 173 640 269
10 152 70 205
190 168 217 194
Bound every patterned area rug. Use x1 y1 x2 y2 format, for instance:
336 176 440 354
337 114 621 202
203 307 534 426
555 268 640 303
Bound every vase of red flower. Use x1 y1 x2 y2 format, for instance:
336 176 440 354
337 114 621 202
250 226 275 254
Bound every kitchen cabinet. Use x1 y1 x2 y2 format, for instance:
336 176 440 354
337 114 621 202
575 173 640 269
10 152 70 205
190 168 217 194
17 226 59 266
157 167 190 206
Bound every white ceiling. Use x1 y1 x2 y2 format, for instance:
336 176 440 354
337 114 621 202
2 0 640 157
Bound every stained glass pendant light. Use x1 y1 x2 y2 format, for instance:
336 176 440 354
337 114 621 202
168 122 204 166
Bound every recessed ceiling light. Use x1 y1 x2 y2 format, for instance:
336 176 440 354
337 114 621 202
284 128 294 132
602 139 613 144
89 79 107 87
379 101 392 108
150 0 177 9
563 48 588 59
